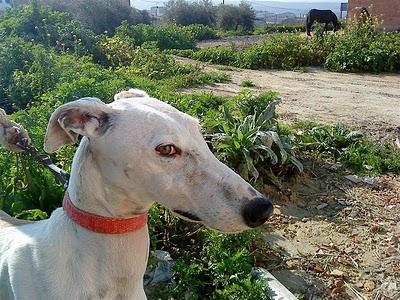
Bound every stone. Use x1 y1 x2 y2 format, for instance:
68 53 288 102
316 203 328 210
330 269 346 277
364 280 375 292
345 175 362 183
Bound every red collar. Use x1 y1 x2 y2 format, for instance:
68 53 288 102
62 193 148 234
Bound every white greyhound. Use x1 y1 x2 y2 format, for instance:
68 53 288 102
0 89 273 300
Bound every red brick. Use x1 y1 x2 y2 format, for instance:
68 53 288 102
348 0 400 31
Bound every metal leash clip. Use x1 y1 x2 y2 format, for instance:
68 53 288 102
15 138 70 189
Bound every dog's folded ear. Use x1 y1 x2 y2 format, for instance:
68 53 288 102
44 98 113 153
114 88 149 101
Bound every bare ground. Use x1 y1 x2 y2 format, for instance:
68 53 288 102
261 162 399 300
178 57 400 138
178 57 400 299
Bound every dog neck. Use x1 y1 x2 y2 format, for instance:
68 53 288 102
67 138 151 218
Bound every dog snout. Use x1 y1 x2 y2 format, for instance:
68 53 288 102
242 197 273 228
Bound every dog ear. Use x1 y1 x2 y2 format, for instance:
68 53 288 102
44 97 113 153
114 88 149 101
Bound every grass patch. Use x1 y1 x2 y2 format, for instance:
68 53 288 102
240 79 256 87
294 122 400 174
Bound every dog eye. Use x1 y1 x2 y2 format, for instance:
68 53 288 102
156 144 179 157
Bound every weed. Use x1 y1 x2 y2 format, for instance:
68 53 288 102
240 79 255 87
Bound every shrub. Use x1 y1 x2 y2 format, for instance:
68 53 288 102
191 46 239 65
325 30 400 72
183 24 219 41
240 79 255 87
115 23 196 50
0 1 99 56
294 123 400 174
148 219 270 300
44 0 150 34
255 23 306 34
325 17 400 73
179 33 336 70
210 92 303 185
163 0 215 27
217 2 255 32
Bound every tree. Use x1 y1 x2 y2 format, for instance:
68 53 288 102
217 1 255 32
163 0 215 26
44 0 150 34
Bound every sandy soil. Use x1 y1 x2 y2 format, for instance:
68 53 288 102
261 162 400 300
178 57 400 138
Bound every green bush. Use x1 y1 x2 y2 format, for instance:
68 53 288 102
183 24 219 41
175 23 400 73
44 0 150 35
192 46 239 65
210 91 303 185
179 33 336 70
254 23 306 34
115 22 196 50
295 123 400 174
325 29 400 72
148 217 270 300
0 2 99 56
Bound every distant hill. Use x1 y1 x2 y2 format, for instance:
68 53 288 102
131 0 346 16
248 1 344 16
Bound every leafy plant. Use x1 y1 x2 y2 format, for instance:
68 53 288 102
211 95 303 185
294 122 400 174
115 22 196 50
295 123 364 158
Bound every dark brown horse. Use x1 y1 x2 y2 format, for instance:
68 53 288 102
306 9 339 36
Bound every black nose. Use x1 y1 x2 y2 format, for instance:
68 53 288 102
242 197 273 228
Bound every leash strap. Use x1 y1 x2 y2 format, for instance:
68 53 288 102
16 140 70 188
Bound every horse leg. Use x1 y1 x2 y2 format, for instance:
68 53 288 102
306 18 312 36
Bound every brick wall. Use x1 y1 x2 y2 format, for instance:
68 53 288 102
348 0 400 31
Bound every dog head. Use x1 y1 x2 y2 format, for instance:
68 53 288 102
44 89 273 233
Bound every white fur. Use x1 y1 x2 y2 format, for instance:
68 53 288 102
0 89 270 299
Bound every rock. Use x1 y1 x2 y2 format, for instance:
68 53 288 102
369 225 380 233
363 165 374 171
363 176 376 185
385 246 397 256
355 282 364 288
330 163 343 171
297 200 307 208
331 286 343 295
364 280 375 292
337 199 352 206
334 279 344 288
330 269 346 277
316 203 328 210
313 265 324 273
301 217 310 222
345 175 362 183
349 209 358 218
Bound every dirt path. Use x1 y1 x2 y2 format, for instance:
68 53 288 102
197 34 270 49
178 57 400 136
